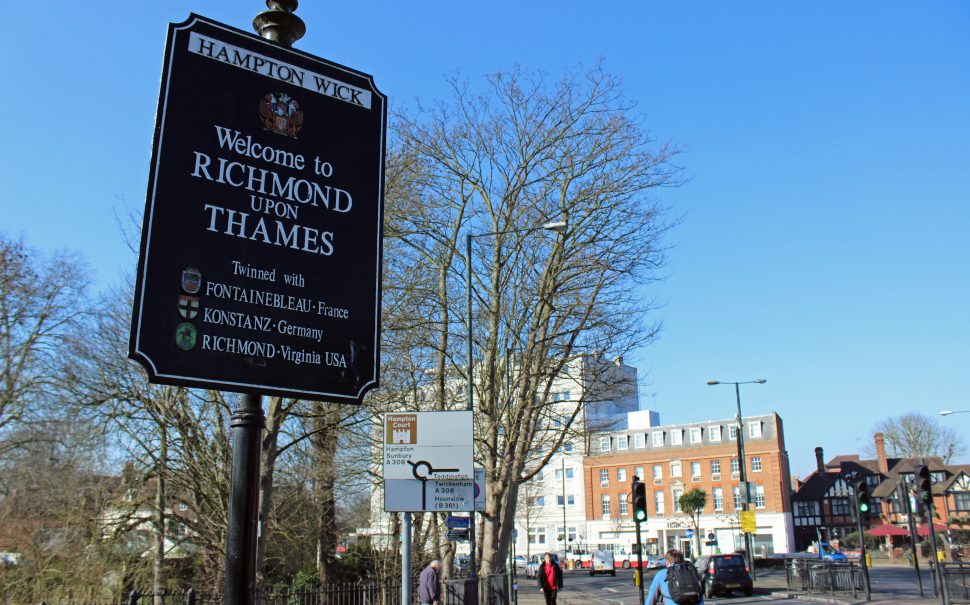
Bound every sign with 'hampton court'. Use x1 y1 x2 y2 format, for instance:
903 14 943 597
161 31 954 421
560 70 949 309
129 15 386 402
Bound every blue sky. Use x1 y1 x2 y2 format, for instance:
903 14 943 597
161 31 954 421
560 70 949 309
2 1 967 476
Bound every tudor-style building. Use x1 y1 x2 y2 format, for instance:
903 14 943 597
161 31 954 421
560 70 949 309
793 433 970 553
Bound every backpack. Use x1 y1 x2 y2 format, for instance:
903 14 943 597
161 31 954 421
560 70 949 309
664 562 703 605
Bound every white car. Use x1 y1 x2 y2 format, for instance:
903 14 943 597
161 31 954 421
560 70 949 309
589 550 616 576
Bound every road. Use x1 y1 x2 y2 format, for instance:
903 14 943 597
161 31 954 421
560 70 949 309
513 565 942 605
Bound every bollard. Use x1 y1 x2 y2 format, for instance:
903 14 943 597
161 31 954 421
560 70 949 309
128 590 139 605
187 588 196 605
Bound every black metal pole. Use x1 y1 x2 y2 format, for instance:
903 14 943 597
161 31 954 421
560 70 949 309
925 492 945 605
224 7 304 605
733 383 755 580
224 393 266 605
901 481 925 596
635 521 645 605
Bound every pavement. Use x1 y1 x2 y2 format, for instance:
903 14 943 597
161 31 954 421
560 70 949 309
511 564 949 605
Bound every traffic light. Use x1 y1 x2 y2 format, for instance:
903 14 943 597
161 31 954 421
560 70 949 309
916 465 933 506
633 481 648 523
855 479 871 518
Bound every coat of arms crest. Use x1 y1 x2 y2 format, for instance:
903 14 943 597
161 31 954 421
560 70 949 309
260 92 304 138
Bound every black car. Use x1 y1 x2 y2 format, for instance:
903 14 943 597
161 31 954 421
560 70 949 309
693 554 753 597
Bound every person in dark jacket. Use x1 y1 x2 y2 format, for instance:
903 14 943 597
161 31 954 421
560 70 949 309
418 560 441 605
536 552 564 605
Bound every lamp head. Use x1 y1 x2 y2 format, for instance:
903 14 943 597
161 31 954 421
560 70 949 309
542 220 568 233
755 378 767 384
706 380 720 386
940 410 953 416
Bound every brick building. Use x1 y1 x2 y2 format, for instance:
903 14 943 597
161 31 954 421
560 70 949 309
583 412 794 559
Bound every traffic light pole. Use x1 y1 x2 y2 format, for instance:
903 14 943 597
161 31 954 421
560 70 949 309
899 481 924 597
853 481 871 601
632 477 646 605
918 463 946 605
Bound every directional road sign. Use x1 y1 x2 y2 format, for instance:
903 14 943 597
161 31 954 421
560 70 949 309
383 411 473 480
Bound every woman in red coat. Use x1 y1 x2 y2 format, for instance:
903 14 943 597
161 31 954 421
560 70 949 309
536 552 564 605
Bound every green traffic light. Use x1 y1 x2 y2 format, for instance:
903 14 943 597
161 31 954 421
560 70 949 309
635 510 647 522
859 503 869 513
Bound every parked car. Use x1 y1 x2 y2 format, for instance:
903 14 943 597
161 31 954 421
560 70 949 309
645 555 666 569
589 550 616 576
513 555 528 574
525 553 559 579
694 554 753 598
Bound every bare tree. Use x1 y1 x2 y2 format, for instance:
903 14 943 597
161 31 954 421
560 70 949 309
0 235 90 456
392 63 678 574
867 413 966 463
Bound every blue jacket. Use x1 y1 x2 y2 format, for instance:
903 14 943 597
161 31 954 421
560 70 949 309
645 566 704 605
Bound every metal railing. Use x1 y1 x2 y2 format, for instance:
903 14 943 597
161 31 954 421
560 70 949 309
785 559 864 598
38 575 512 605
937 561 970 604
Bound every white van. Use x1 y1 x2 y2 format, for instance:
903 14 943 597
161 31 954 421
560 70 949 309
589 550 616 576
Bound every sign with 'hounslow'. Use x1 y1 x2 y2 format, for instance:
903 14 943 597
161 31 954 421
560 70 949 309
129 14 385 402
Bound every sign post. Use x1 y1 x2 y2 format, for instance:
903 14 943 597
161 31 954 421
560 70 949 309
131 3 386 605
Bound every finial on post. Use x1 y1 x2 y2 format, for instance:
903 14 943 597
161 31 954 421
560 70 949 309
253 0 306 48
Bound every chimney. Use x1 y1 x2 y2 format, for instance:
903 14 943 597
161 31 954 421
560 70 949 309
875 432 889 473
815 447 825 474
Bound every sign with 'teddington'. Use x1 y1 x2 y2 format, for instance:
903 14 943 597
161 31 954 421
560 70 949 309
129 15 386 402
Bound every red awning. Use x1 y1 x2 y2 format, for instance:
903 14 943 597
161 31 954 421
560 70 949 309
867 525 910 537
917 523 949 536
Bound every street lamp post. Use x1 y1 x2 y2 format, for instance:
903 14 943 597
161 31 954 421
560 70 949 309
707 378 766 580
940 410 970 416
465 220 566 587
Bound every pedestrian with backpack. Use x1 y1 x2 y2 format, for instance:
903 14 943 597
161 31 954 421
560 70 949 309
645 549 704 605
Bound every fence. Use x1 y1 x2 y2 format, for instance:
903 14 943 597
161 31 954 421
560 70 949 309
938 561 970 604
38 575 511 605
784 559 864 598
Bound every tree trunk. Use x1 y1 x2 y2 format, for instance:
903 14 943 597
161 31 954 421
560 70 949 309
255 396 284 590
153 425 167 605
313 404 340 585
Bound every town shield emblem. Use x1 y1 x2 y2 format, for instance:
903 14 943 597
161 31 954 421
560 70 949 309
181 267 202 294
178 295 200 319
175 322 197 351
260 92 304 138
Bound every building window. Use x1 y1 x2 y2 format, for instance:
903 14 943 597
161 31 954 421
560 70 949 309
671 430 683 446
655 491 665 515
710 459 721 477
619 498 629 515
751 456 762 472
671 461 682 477
528 527 546 544
536 469 543 480
599 436 611 452
691 461 701 479
713 487 724 511
831 497 850 516
617 467 627 482
600 469 609 484
730 458 740 474
635 466 645 480
733 486 743 510
728 424 738 440
634 433 645 449
748 421 763 439
557 526 577 542
529 496 544 508
557 495 565 506
652 431 664 447
796 501 819 517
709 425 722 442
555 468 563 480
617 436 629 450
653 464 663 481
954 493 970 512
672 487 684 513
563 442 574 453
690 427 702 444
601 494 611 516
566 468 574 479
754 485 766 509
556 494 576 506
